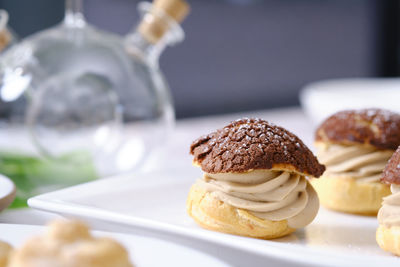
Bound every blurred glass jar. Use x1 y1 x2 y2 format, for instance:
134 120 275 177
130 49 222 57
0 0 189 207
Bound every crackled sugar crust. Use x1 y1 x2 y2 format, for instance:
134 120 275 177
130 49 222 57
382 145 400 185
316 108 400 150
190 118 325 177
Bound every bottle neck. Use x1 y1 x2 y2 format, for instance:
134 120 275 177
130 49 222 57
125 33 166 67
125 1 185 67
64 0 86 28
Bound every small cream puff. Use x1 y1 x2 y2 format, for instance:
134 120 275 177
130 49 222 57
8 220 134 267
187 118 325 239
312 109 400 215
377 145 400 256
0 241 12 267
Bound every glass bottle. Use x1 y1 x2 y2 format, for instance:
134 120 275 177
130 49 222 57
0 0 189 208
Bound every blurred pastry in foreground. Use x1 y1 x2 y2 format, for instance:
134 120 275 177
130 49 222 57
377 146 400 255
8 220 134 267
312 108 400 215
186 118 325 239
0 241 12 267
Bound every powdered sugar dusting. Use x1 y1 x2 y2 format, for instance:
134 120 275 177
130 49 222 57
190 118 325 176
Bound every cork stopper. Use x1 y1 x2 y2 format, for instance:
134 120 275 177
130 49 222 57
0 10 10 52
138 0 190 44
0 29 11 52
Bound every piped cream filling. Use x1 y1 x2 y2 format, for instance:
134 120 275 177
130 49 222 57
378 185 400 227
316 143 393 183
195 169 319 228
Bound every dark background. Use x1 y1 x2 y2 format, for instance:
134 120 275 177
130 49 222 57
1 0 398 118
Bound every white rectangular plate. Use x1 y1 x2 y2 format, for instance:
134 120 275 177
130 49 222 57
29 171 400 267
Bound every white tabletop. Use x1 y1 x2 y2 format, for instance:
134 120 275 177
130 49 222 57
0 106 314 225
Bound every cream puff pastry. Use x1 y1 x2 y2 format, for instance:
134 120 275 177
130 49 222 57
377 145 400 255
0 241 12 267
7 220 134 267
186 118 325 239
312 109 400 215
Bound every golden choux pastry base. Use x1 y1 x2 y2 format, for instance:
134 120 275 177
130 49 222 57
376 225 400 256
186 183 295 239
311 176 390 215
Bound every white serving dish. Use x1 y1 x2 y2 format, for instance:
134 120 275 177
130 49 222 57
29 171 400 267
300 78 400 125
0 223 228 267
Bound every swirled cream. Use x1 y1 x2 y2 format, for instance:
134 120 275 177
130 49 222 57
195 169 319 228
378 185 400 227
316 143 393 183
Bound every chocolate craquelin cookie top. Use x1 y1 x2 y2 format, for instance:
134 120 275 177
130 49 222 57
315 108 400 150
190 118 325 177
382 145 400 185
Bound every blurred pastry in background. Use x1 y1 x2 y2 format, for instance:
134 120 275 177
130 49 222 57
8 220 134 267
0 241 12 267
377 145 400 255
187 118 325 239
312 108 400 215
